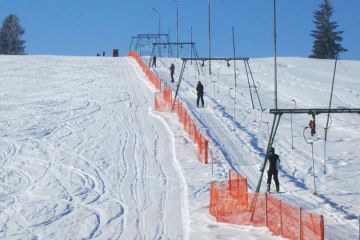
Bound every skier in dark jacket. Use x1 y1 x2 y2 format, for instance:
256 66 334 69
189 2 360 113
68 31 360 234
196 81 204 107
152 55 157 67
267 147 280 193
170 63 175 82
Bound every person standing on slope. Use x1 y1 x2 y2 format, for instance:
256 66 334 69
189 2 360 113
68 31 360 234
267 147 280 193
170 63 175 82
152 55 157 67
196 81 204 107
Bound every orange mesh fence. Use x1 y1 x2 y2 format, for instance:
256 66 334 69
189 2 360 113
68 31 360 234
129 50 209 164
302 211 324 240
267 193 283 235
154 86 173 112
128 51 161 91
196 134 208 164
209 171 324 240
175 100 209 164
281 200 300 239
210 170 252 226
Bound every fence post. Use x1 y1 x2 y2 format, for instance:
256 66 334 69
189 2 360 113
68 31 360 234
205 140 209 164
228 169 232 192
280 200 283 236
320 215 325 240
245 178 248 208
265 193 268 227
236 171 240 190
299 207 302 240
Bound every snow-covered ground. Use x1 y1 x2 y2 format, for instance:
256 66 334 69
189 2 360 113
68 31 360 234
0 55 281 239
151 55 360 240
0 54 359 239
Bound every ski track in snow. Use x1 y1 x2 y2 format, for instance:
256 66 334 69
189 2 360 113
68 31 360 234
0 56 185 239
1 55 359 239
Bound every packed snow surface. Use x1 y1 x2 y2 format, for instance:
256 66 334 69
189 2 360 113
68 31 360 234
0 54 359 239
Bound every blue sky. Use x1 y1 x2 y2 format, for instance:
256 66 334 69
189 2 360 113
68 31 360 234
1 0 359 59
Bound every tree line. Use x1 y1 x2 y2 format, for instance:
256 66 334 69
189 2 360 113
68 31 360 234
0 14 26 55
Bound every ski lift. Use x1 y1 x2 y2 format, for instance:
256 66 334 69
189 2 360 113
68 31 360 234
303 125 317 195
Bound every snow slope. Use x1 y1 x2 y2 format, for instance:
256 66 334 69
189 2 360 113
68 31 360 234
151 55 360 240
0 55 282 239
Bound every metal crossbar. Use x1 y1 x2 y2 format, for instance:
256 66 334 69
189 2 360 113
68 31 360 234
137 33 169 37
153 42 195 46
181 57 250 61
150 41 199 59
269 108 360 114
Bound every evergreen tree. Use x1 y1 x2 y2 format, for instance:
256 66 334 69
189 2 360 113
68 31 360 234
310 0 346 59
0 14 26 55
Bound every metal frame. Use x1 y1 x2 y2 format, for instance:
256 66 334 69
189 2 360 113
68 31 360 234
149 42 200 61
172 57 263 111
255 107 360 193
129 33 170 56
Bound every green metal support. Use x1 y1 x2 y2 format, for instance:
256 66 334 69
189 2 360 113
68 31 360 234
255 113 282 193
249 113 282 223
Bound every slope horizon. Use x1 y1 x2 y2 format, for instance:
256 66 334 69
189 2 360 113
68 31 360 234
0 0 359 60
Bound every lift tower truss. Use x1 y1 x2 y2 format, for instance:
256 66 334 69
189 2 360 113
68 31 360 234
172 57 263 112
129 33 170 56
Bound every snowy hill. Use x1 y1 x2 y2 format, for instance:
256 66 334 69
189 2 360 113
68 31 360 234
0 54 359 239
151 55 360 240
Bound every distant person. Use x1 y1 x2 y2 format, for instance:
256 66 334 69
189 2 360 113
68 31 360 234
96 53 100 56
170 63 175 82
267 147 280 193
102 51 105 56
196 81 204 107
309 114 316 136
152 55 157 67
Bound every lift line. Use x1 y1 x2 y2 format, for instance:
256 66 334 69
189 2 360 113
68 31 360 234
172 57 263 111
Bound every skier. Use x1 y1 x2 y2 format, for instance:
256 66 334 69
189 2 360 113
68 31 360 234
152 55 157 67
170 63 175 82
196 81 204 107
267 147 280 193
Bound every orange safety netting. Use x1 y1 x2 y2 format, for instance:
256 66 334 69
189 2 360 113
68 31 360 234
128 51 161 90
129 50 209 164
175 100 209 164
154 86 173 112
210 170 324 240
